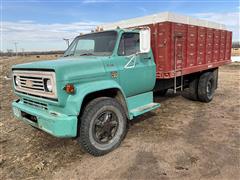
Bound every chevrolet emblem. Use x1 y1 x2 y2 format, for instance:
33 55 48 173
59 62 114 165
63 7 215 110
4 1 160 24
25 80 33 87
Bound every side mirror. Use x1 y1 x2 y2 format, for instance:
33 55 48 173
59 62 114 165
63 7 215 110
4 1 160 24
139 28 151 53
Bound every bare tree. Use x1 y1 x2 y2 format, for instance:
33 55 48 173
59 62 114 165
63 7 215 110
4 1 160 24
232 41 240 49
14 42 18 56
21 48 25 56
7 49 13 56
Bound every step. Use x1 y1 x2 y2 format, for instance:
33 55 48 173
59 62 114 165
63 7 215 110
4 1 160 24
130 103 160 118
175 86 183 89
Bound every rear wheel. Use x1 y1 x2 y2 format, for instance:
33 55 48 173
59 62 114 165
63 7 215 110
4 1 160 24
78 97 127 156
198 72 215 102
182 78 199 101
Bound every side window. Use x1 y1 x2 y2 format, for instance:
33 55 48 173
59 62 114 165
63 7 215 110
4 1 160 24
118 33 140 56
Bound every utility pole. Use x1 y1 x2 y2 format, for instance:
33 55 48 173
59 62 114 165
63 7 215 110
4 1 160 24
63 38 70 47
14 42 18 56
21 48 25 56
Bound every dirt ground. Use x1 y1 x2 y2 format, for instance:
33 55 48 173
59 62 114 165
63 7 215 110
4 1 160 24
0 55 239 180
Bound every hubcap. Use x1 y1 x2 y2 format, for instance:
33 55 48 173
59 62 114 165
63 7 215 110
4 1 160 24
93 111 119 144
207 80 213 98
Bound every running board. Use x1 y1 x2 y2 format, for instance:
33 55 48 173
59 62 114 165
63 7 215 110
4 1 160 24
126 92 160 119
130 103 160 118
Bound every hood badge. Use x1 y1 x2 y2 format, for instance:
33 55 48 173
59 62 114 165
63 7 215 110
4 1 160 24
111 71 118 78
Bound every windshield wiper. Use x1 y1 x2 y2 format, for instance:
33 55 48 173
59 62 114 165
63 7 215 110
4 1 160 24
79 53 94 56
63 53 74 57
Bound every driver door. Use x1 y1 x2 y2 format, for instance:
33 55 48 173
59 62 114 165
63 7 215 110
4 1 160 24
116 32 155 97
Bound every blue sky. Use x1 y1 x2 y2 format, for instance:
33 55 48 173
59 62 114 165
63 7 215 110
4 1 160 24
1 0 239 52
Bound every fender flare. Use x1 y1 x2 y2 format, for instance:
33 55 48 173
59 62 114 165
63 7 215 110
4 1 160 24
65 80 129 117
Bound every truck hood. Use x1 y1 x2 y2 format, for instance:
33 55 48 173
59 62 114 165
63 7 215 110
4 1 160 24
12 56 109 82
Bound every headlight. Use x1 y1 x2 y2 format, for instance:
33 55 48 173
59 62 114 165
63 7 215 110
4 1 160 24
15 76 21 86
44 79 53 92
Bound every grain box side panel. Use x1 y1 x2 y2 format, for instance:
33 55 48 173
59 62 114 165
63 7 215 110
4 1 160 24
150 22 231 80
186 25 198 68
213 29 220 62
196 26 206 65
206 28 214 63
219 30 226 61
156 22 171 76
225 31 232 60
148 24 158 65
229 31 232 60
170 22 187 71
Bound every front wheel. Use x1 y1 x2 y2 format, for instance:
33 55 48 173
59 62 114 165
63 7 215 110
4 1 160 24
78 97 127 156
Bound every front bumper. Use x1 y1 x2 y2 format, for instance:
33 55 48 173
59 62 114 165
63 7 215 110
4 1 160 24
12 100 78 138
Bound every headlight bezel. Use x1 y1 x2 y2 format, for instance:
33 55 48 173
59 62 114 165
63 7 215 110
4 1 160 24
14 76 21 86
44 78 53 92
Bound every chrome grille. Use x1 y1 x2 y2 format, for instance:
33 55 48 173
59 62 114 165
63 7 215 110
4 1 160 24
19 76 45 91
13 70 57 99
23 98 48 110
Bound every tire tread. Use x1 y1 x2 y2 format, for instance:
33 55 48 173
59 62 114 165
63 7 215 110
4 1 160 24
182 78 199 101
78 97 126 156
198 72 215 102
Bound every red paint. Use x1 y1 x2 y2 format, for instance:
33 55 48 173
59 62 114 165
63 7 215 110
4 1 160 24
144 22 232 79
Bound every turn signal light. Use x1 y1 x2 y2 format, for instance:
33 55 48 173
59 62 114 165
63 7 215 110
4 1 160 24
64 84 75 94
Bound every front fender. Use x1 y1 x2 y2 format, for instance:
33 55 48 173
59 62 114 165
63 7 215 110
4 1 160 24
64 80 127 116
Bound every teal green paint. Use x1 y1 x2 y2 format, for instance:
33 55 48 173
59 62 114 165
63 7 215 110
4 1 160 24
126 91 160 119
130 103 160 117
114 30 156 97
12 28 160 138
127 91 153 110
16 80 126 117
12 101 77 137
64 80 127 116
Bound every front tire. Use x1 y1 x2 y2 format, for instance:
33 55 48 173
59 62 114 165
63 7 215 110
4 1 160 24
78 97 127 156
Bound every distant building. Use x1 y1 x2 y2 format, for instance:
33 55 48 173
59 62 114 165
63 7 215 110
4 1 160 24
232 42 240 56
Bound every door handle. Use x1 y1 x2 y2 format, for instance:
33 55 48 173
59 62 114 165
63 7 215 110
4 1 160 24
144 57 151 60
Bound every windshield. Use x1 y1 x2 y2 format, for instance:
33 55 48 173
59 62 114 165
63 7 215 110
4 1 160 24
64 31 117 57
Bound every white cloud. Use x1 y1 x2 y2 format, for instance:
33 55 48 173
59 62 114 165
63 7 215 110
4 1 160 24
193 12 240 41
193 12 239 27
2 11 239 52
1 21 101 51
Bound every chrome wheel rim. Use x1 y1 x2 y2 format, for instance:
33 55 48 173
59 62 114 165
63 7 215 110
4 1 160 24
207 79 213 99
92 110 119 144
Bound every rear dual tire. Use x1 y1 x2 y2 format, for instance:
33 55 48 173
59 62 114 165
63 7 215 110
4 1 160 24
198 72 215 102
182 71 216 102
182 78 199 101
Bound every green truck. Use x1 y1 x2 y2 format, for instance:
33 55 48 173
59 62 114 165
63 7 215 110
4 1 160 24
12 13 231 156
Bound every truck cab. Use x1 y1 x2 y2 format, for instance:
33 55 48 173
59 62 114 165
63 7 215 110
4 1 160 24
12 28 160 156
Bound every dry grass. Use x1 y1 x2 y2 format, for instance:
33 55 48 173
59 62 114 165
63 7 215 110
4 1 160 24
0 55 239 179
